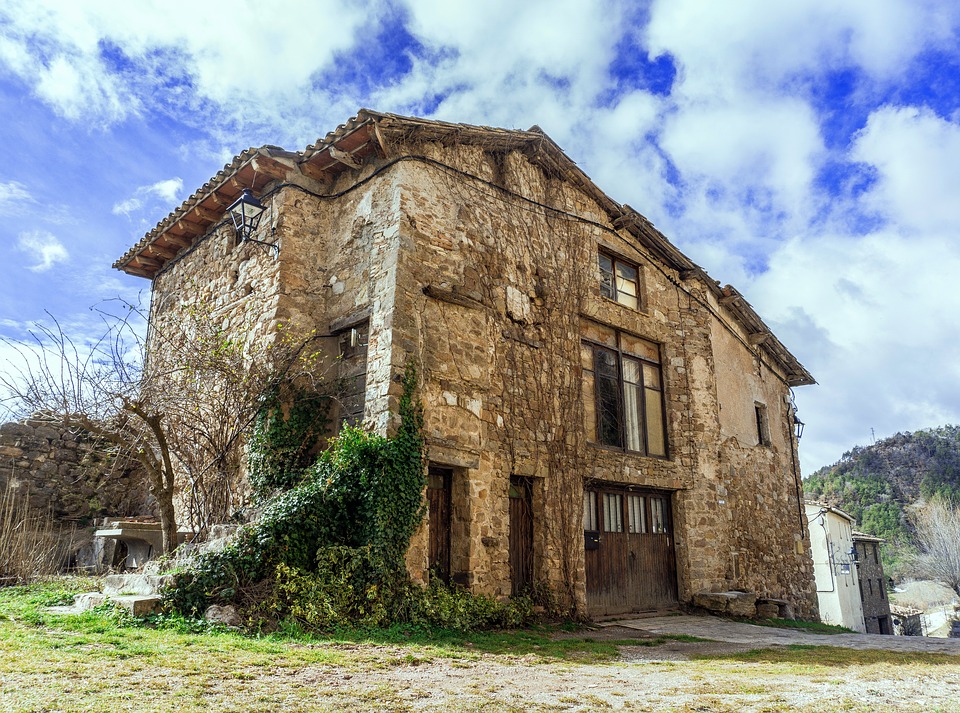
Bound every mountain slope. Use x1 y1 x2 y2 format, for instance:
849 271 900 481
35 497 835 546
803 425 960 564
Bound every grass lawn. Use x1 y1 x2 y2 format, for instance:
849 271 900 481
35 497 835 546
2 578 960 712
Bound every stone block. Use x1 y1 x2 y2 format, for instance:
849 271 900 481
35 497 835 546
693 591 735 613
111 595 162 617
726 591 757 617
102 574 174 597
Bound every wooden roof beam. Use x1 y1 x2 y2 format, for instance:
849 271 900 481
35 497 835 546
145 244 177 260
134 255 163 270
299 160 333 184
191 205 222 223
328 146 364 169
251 155 291 181
748 332 771 346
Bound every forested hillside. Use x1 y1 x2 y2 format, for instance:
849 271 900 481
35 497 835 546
803 425 960 567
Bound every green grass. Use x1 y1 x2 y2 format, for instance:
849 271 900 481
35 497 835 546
698 643 960 667
752 617 855 634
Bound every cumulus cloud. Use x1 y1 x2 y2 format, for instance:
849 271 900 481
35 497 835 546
0 0 380 127
851 106 960 234
113 177 183 216
16 231 69 272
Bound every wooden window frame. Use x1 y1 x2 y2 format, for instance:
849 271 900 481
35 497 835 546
598 250 642 310
755 402 771 447
582 331 668 458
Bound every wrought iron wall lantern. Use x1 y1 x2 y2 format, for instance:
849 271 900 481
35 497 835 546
792 405 805 440
227 188 278 257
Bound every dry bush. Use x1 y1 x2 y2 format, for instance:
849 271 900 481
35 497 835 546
0 479 73 584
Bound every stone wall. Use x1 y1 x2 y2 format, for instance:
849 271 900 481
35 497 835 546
0 418 152 524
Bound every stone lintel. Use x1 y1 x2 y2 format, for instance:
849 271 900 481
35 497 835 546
426 442 480 470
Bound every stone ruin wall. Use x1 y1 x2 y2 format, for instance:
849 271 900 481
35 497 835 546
0 418 153 527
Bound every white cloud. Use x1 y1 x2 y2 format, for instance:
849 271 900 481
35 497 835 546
113 177 183 216
16 231 69 272
851 106 960 234
0 181 34 215
0 0 380 127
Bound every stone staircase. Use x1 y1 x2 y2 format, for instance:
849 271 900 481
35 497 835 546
49 574 174 617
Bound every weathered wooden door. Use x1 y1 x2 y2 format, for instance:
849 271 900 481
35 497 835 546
583 485 677 614
427 466 452 582
509 477 534 595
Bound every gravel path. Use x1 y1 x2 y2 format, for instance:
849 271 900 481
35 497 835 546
605 614 960 653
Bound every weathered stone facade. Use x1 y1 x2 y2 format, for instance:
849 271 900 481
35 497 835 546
0 418 152 524
854 532 893 634
116 111 819 619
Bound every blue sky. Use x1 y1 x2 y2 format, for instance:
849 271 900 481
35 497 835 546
1 0 959 475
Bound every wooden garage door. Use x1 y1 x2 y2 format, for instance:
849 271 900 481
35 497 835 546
584 485 677 615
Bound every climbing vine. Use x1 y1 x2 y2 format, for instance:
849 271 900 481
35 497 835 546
247 383 331 498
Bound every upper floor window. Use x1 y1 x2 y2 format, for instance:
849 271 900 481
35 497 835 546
598 251 640 310
581 319 667 457
755 403 771 447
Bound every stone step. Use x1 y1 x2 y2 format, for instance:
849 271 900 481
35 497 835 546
46 591 161 617
102 573 174 597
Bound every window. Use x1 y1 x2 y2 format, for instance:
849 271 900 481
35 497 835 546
873 544 879 565
878 579 885 599
627 495 646 534
583 491 598 531
650 497 667 533
581 320 667 456
603 493 623 532
599 251 640 309
755 403 771 446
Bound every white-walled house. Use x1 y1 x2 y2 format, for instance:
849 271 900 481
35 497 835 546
805 503 865 632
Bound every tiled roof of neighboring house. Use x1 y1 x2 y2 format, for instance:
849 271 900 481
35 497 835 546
852 531 885 543
113 109 815 387
806 501 857 523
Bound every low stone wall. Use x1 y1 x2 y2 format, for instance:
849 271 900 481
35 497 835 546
0 418 154 525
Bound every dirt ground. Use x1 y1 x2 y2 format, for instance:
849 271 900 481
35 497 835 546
275 620 960 712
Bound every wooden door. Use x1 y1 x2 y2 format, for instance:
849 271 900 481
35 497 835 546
509 477 534 595
428 466 451 582
584 486 677 614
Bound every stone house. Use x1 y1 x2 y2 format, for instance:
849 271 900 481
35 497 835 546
853 531 892 634
806 502 865 631
114 110 818 618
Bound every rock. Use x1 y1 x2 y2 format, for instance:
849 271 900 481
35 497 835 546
756 600 781 619
102 573 174 596
693 591 735 613
692 590 757 617
727 591 758 618
205 604 242 627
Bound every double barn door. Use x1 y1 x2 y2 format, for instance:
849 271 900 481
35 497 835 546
584 486 678 614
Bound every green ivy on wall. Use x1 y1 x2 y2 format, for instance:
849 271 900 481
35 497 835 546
247 384 331 497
